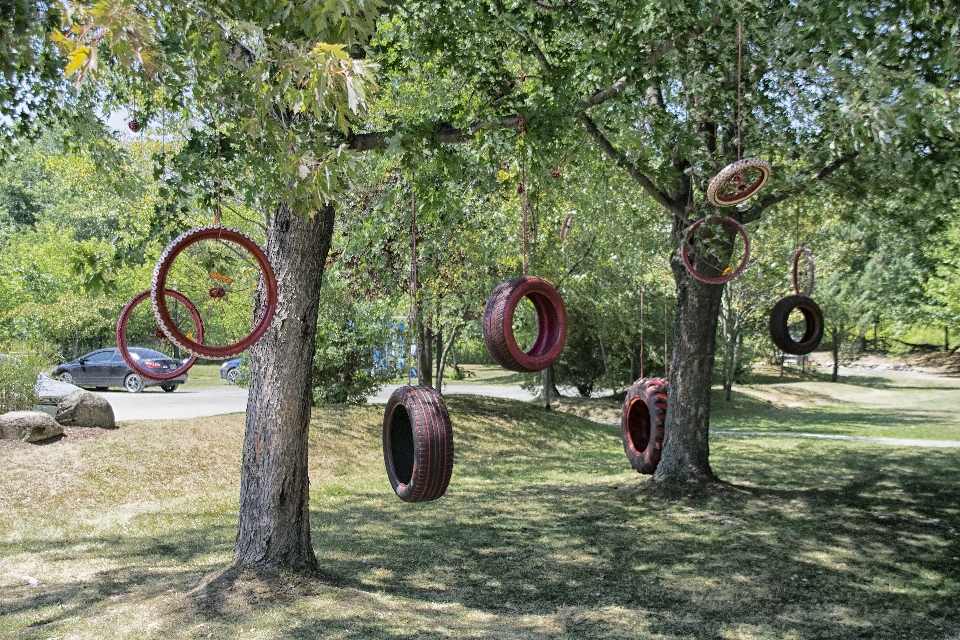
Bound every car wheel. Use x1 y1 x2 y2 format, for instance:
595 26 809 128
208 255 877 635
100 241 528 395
124 373 144 393
57 372 74 384
226 368 241 384
161 384 179 393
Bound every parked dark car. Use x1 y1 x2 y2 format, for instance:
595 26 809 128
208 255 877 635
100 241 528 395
220 358 244 384
52 348 188 393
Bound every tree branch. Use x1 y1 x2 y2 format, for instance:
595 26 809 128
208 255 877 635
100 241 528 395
740 152 859 224
579 113 683 215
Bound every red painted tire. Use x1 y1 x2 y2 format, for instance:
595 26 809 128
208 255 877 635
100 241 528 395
621 377 668 474
706 157 772 207
151 226 278 359
792 246 815 297
383 385 454 503
117 289 204 381
769 295 824 355
681 216 751 285
482 276 568 373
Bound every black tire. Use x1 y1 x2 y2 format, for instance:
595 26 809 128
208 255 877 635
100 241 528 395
383 385 454 503
769 295 824 355
57 372 74 384
621 378 668 474
161 384 178 393
226 368 241 384
482 275 568 373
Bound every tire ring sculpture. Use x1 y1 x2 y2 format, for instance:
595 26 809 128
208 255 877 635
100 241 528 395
117 289 204 381
483 276 568 373
706 157 772 207
151 225 278 359
769 295 824 355
621 377 668 474
681 216 751 285
383 385 454 503
793 246 815 297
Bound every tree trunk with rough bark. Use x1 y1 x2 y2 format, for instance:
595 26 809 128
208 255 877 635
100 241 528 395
234 202 334 572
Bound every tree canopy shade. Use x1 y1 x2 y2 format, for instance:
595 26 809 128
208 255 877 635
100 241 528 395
16 0 960 573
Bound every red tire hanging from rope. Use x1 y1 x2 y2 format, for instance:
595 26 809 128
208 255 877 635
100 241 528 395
483 275 568 373
117 289 204 381
621 377 668 474
792 246 815 297
680 215 751 285
151 225 278 359
383 385 454 503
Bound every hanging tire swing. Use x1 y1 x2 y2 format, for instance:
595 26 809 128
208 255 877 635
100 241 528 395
769 247 824 355
483 275 568 373
117 289 204 380
621 377 669 474
383 384 454 503
151 225 278 359
706 157 772 207
681 215 752 285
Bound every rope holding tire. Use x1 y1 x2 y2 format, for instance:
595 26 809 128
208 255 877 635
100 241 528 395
621 377 668 475
117 289 204 381
680 216 751 285
483 275 568 373
706 157 772 207
383 385 454 503
769 295 824 355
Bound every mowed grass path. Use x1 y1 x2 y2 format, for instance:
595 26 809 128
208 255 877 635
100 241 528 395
1 377 959 639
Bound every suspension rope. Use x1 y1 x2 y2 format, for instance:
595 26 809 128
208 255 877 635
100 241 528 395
408 176 418 387
518 54 529 276
737 21 743 160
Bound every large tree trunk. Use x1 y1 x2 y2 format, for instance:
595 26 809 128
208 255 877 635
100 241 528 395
652 251 724 485
234 202 334 572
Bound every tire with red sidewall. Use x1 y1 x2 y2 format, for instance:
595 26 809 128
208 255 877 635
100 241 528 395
769 295 824 355
116 289 203 381
151 225 278 359
482 276 568 373
383 385 454 503
621 377 668 474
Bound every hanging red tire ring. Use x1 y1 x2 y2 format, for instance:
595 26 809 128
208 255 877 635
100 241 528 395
681 216 751 285
482 275 568 373
117 289 204 381
792 246 815 297
621 377 668 474
151 225 278 359
383 385 454 503
769 295 824 355
706 157 772 207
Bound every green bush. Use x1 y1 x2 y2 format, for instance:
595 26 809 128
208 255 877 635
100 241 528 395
0 346 47 413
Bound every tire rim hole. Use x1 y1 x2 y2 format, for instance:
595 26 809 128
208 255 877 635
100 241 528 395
511 296 539 353
787 307 816 344
626 398 651 453
388 404 415 486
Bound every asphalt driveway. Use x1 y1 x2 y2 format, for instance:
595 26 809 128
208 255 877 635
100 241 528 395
93 385 249 421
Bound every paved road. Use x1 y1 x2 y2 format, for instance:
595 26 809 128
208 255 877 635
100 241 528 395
93 386 248 422
367 384 535 403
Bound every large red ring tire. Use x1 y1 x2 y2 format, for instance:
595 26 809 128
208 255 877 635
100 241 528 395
482 276 568 373
706 157 772 207
681 216 751 285
151 226 278 359
621 377 668 474
792 246 815 297
117 289 204 381
769 295 824 355
383 385 454 503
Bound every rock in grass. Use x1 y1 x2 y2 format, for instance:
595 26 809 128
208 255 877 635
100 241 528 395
56 390 116 429
0 411 63 442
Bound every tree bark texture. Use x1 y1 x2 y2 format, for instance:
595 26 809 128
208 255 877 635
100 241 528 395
234 202 334 571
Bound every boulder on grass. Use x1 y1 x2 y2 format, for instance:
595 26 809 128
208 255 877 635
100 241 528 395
56 390 116 429
0 411 63 442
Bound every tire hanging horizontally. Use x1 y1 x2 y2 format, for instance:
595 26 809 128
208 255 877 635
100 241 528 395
383 385 454 503
621 377 669 474
482 275 568 373
769 294 824 355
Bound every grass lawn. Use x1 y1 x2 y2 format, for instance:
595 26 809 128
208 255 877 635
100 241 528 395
1 378 959 638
